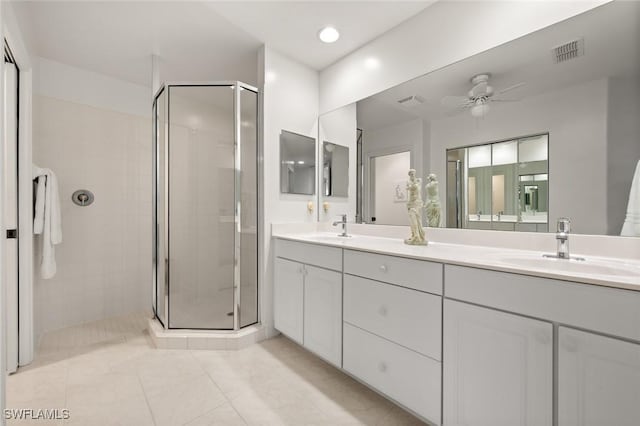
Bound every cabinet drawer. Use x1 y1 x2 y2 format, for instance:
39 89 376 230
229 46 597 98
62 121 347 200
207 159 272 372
275 238 342 271
445 265 640 342
344 249 442 294
343 323 441 424
344 274 441 360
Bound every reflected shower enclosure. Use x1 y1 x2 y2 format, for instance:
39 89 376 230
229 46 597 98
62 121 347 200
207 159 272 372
152 82 258 330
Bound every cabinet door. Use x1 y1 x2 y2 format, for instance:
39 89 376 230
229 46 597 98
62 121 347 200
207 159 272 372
443 300 553 426
304 265 342 367
274 257 304 344
559 327 640 426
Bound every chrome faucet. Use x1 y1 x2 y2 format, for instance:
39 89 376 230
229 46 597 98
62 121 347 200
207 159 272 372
477 211 482 220
332 214 349 237
543 217 584 260
555 217 571 259
497 211 503 221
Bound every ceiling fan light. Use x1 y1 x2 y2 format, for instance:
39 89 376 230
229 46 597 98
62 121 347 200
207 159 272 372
470 103 490 118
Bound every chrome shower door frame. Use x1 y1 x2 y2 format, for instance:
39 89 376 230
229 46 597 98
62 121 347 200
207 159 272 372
152 81 259 331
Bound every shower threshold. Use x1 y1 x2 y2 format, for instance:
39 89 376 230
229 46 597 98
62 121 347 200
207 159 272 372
147 318 265 350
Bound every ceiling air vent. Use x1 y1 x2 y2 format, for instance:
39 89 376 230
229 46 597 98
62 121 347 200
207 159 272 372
552 38 584 64
397 95 425 108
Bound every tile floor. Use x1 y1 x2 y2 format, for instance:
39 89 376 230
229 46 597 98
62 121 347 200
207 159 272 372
6 314 426 425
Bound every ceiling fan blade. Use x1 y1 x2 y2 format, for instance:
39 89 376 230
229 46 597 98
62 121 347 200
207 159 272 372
491 97 522 102
497 82 525 94
441 95 470 108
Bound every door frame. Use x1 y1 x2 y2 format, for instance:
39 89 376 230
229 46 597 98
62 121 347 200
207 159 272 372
3 28 34 368
363 144 414 224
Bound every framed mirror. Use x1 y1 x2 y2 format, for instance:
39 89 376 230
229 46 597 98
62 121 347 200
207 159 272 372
280 130 316 195
347 0 640 236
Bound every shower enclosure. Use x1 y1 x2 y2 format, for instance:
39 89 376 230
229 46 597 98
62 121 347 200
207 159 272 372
152 82 258 330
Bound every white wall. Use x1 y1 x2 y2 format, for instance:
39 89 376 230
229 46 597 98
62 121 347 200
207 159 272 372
361 118 426 224
362 118 424 173
430 79 609 235
259 46 319 337
319 0 608 113
32 60 152 337
318 103 357 223
35 57 150 118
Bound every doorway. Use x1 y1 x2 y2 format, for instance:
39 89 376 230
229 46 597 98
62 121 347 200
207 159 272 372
4 41 20 374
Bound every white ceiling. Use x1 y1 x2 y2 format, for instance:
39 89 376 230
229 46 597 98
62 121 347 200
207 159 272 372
11 1 263 87
206 1 435 70
11 1 434 88
357 1 640 131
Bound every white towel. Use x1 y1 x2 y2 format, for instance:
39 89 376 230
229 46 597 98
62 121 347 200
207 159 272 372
621 160 640 237
32 164 62 278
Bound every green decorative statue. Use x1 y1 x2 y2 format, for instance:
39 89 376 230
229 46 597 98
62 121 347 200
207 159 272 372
425 173 442 228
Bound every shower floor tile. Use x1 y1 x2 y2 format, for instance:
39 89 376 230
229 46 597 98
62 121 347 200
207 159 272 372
6 314 426 425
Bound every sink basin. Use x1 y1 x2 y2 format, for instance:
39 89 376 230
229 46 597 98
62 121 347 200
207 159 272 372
491 253 640 278
299 233 356 243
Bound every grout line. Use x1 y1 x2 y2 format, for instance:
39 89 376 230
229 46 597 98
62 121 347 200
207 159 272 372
194 352 249 426
136 373 158 426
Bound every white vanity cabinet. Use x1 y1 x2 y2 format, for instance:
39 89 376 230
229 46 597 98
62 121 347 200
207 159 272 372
445 264 640 426
343 249 443 424
274 239 343 367
273 237 640 426
558 327 640 426
443 299 553 426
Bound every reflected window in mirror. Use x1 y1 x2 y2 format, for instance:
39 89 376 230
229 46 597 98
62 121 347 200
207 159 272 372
447 133 549 232
280 130 316 195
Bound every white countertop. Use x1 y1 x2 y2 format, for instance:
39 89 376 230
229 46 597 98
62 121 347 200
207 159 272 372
273 231 640 292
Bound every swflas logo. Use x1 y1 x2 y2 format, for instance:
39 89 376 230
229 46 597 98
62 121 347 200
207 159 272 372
4 408 70 420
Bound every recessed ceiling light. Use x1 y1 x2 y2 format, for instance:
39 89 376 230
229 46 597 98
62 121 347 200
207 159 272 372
318 26 340 43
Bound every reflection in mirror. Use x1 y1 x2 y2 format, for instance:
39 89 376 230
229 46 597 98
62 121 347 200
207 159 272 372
323 142 349 197
353 1 640 235
317 104 357 222
370 151 411 225
280 130 315 195
447 134 549 232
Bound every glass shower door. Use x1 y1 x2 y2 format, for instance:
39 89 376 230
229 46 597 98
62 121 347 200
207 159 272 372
154 88 167 326
239 87 258 328
168 85 235 329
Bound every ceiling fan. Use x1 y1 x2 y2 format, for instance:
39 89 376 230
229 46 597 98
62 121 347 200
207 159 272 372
441 73 525 118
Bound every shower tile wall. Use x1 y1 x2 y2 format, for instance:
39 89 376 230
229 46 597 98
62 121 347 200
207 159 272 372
33 95 152 338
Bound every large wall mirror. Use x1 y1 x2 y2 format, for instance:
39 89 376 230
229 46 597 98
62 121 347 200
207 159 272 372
320 0 640 236
280 130 316 195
